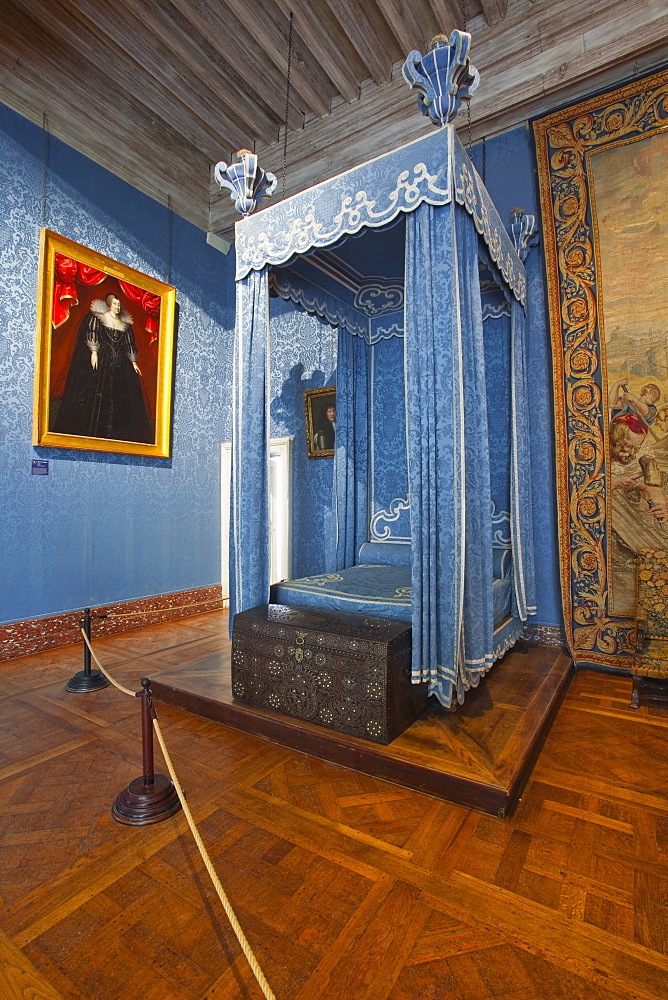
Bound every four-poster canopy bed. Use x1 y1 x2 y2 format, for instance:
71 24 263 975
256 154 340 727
220 32 537 729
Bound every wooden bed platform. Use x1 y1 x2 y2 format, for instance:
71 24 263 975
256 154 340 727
150 615 572 818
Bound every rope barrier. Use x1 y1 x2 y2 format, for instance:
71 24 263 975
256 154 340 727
152 719 276 1000
81 629 135 696
78 629 276 1000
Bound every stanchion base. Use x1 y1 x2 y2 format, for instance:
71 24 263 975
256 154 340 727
112 773 182 826
65 669 110 693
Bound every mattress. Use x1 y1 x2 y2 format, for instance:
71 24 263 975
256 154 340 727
271 564 412 621
271 563 512 624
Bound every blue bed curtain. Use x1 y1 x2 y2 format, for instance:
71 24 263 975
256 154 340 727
510 298 537 620
228 268 271 631
405 200 494 707
335 327 368 569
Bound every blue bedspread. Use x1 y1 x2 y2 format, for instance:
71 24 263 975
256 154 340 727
271 564 512 624
271 564 412 622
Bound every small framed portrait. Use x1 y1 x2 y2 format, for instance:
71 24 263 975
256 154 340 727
33 229 176 457
304 386 336 459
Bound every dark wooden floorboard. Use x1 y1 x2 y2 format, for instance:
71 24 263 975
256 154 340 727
2 610 668 999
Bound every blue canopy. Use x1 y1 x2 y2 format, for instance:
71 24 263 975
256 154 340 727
229 124 535 707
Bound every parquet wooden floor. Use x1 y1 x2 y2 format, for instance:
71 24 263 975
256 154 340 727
2 611 668 999
150 623 572 817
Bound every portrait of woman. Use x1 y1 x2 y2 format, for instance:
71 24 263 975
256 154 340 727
33 230 175 457
53 291 152 443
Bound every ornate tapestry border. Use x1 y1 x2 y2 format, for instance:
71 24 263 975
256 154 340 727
534 67 668 668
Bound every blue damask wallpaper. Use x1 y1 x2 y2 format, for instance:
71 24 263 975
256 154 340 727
269 295 337 577
470 127 561 628
0 105 234 624
370 337 410 541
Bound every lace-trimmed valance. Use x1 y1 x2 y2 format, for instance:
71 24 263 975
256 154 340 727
235 127 526 307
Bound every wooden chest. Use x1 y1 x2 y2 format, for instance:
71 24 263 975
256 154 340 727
231 604 426 744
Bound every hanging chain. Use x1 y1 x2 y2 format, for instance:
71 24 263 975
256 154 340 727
466 101 473 150
40 111 48 229
282 11 294 201
458 0 474 149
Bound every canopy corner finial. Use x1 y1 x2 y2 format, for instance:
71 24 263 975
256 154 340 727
214 150 277 217
402 29 480 128
509 208 539 261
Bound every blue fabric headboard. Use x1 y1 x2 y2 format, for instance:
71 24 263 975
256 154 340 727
357 541 411 567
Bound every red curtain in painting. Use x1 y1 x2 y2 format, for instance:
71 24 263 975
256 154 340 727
52 256 161 346
52 254 106 328
119 281 161 344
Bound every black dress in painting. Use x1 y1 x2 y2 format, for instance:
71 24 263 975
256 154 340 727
53 307 152 443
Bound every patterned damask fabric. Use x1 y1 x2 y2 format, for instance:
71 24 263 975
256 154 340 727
269 296 337 579
370 337 410 541
235 129 452 279
235 127 526 310
357 542 411 566
452 132 526 305
0 108 233 623
456 207 496 703
272 563 412 622
405 200 495 708
228 270 271 627
509 298 537 621
335 326 368 569
483 300 512 519
272 268 368 341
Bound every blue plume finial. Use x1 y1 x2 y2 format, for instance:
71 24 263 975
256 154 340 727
402 31 479 127
214 149 277 217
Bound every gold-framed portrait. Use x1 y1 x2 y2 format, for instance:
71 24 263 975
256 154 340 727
33 229 176 457
303 386 336 459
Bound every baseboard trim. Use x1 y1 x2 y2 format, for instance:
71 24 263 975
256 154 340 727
0 586 226 662
523 622 567 648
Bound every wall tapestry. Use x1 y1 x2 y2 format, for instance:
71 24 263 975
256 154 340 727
33 229 176 457
534 68 668 667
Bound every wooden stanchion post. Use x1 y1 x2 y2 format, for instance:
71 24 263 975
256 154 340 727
112 678 182 825
65 608 110 693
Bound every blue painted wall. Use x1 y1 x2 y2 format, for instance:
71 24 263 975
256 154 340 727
0 104 234 624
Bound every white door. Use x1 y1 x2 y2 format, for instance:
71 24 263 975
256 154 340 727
221 437 292 601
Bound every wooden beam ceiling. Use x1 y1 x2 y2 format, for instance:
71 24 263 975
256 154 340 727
0 0 666 240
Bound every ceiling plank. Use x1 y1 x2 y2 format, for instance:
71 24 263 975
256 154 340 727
479 0 508 25
222 0 336 119
14 0 244 160
425 0 463 35
62 0 253 153
272 0 367 102
168 0 305 131
123 0 288 141
373 0 437 54
68 0 283 145
210 0 668 238
324 0 399 84
0 9 210 228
